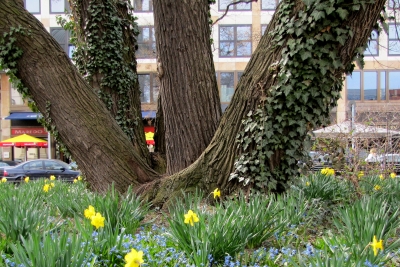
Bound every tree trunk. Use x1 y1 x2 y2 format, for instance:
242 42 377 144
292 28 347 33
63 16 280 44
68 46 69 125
69 0 151 163
153 0 222 175
136 0 386 207
0 0 159 192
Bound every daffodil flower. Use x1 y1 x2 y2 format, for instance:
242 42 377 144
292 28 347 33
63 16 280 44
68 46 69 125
24 177 29 183
77 175 82 181
50 175 56 180
374 185 381 191
50 182 55 188
43 184 50 192
90 212 105 229
379 174 384 180
73 179 78 183
306 182 310 186
1 177 6 183
124 248 144 267
184 210 199 226
213 188 221 199
370 235 384 256
321 168 334 176
390 172 396 179
84 205 96 219
357 171 364 178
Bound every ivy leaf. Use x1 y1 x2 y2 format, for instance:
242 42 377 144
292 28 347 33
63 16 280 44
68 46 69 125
336 8 349 20
325 6 335 15
300 51 312 61
311 10 325 21
302 0 313 7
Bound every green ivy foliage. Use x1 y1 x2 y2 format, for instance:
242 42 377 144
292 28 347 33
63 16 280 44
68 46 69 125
230 0 377 192
62 0 141 140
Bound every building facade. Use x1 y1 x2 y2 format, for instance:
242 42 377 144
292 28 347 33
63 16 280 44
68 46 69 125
1 0 400 161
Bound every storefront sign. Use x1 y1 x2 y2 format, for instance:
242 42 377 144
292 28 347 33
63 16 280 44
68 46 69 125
11 127 47 136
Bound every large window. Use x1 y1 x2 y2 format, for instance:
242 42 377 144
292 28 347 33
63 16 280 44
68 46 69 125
261 0 281 10
24 0 40 14
134 0 153 12
137 26 156 58
347 72 361 101
388 24 400 55
388 72 400 100
139 74 159 103
50 0 69 14
364 30 379 56
381 72 386 100
219 25 252 57
50 28 75 58
218 71 243 102
219 0 251 11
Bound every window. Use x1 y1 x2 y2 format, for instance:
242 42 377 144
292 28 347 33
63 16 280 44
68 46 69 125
219 25 252 57
388 24 400 55
363 72 377 100
139 74 159 103
137 26 156 58
24 0 40 14
261 0 281 10
134 0 153 12
219 0 251 11
50 0 69 13
364 30 379 56
347 72 361 100
388 0 400 9
261 24 268 35
50 28 75 58
218 71 243 102
45 161 64 170
11 82 24 105
388 71 400 100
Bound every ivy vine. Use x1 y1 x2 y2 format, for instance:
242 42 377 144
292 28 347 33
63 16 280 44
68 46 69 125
60 0 141 141
230 0 378 192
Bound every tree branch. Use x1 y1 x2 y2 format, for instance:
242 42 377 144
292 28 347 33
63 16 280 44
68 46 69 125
212 0 258 26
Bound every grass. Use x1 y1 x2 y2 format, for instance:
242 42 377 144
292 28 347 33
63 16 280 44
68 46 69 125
0 172 399 266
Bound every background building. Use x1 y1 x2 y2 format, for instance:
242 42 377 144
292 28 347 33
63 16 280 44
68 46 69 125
1 0 400 161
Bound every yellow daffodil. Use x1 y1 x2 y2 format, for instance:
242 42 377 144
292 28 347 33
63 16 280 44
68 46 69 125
184 210 199 226
90 212 105 229
306 182 310 186
370 235 384 256
357 171 364 178
73 179 78 183
24 177 29 183
124 248 144 267
390 172 396 179
374 185 381 191
43 184 50 192
1 177 7 183
77 175 82 181
379 174 384 180
321 168 334 176
50 182 55 188
84 205 96 219
50 175 56 180
213 188 221 199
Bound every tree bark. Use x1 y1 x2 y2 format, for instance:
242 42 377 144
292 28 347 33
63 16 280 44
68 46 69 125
153 0 222 175
69 0 151 163
137 0 387 207
0 0 160 192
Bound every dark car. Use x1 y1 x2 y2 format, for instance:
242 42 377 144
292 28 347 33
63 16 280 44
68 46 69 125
0 159 80 182
0 161 20 167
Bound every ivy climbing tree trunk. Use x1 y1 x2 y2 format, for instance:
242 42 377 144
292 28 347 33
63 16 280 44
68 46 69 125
68 0 151 163
153 0 222 175
0 0 160 192
0 0 386 205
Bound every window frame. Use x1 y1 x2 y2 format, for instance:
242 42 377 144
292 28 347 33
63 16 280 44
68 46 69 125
219 24 252 58
388 23 400 56
137 26 157 59
50 28 74 58
24 0 41 14
217 71 243 103
134 0 153 12
218 0 252 11
388 0 400 9
364 30 379 56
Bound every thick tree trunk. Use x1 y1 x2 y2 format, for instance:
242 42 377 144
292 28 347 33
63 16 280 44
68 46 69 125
153 0 222 175
0 0 160 192
137 0 386 207
69 0 151 163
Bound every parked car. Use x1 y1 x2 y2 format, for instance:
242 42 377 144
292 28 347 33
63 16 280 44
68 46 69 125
0 159 80 182
0 161 20 167
377 154 400 174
